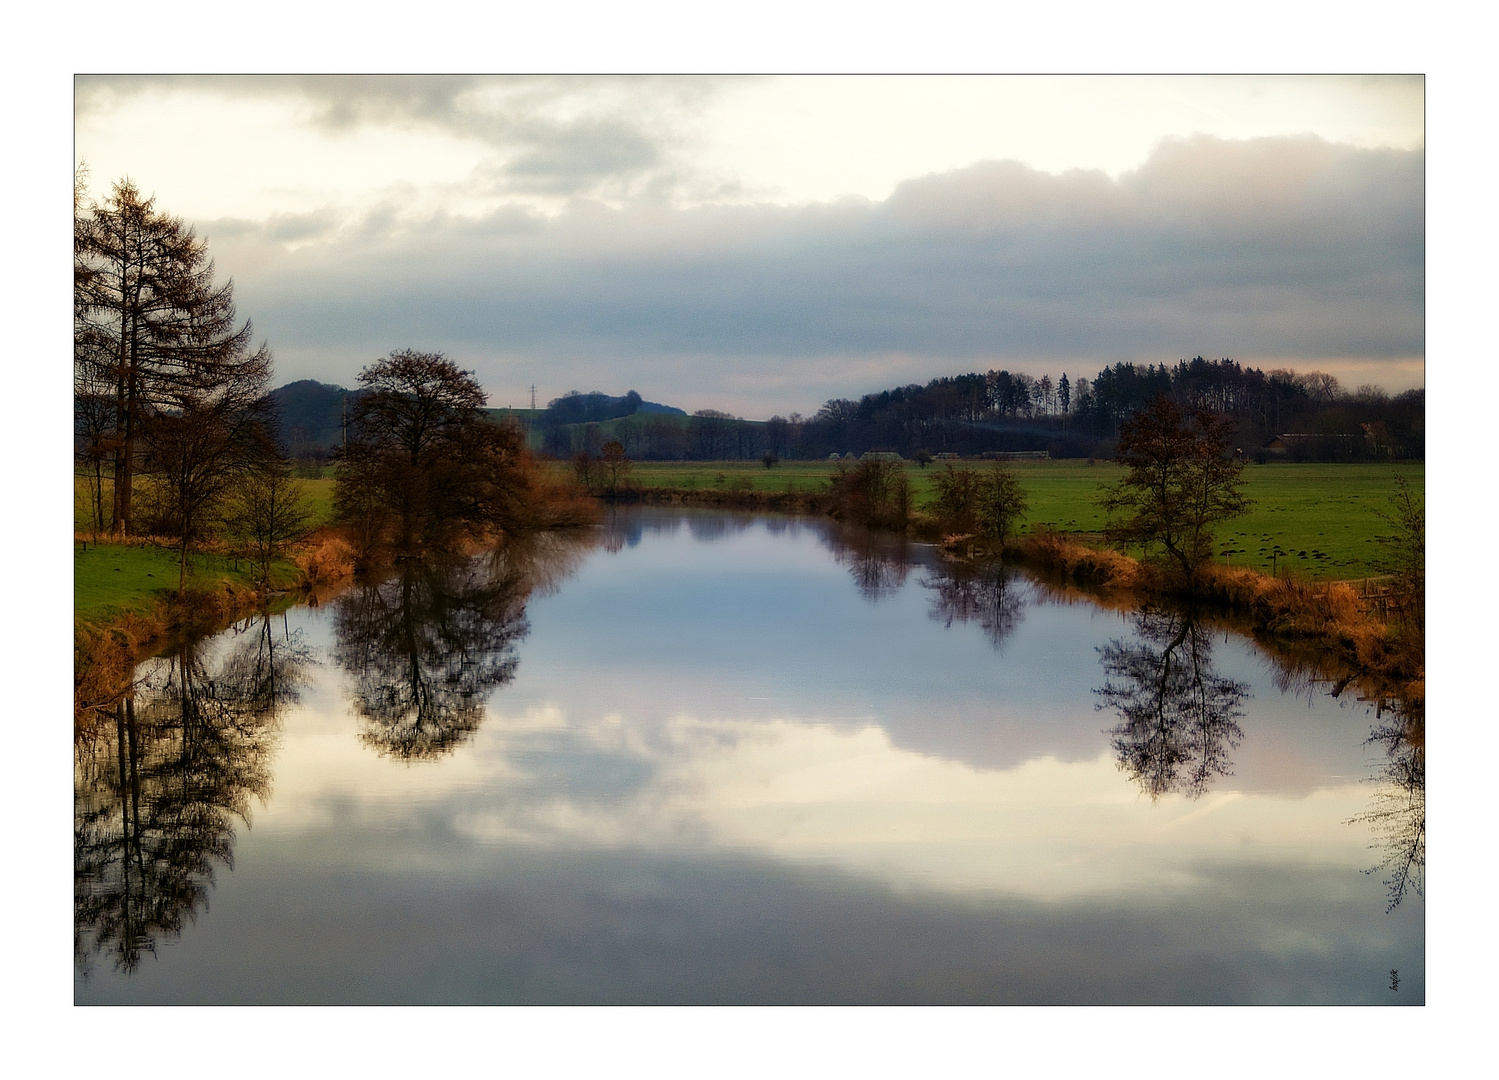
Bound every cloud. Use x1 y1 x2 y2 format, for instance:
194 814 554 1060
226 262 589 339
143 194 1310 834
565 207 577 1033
205 135 1422 414
76 75 724 205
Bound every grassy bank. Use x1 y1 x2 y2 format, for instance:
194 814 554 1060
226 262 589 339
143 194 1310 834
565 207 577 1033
584 459 1422 580
1012 531 1423 705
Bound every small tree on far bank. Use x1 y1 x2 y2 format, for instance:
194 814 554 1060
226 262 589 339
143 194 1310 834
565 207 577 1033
930 463 984 534
599 440 632 498
1099 395 1249 582
982 463 1029 548
828 458 911 531
930 462 1028 549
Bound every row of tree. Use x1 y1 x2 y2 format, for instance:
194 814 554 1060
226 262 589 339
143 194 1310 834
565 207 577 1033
534 358 1422 464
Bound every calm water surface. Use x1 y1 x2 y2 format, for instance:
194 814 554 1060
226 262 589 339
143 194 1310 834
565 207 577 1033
75 508 1423 1003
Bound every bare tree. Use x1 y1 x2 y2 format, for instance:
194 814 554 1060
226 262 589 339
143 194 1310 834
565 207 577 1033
1100 395 1249 582
335 350 539 559
982 463 1028 548
929 463 1028 548
233 460 313 588
76 178 273 537
598 439 633 497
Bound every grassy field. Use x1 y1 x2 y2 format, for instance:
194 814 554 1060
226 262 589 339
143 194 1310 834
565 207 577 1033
593 459 1424 580
73 541 299 625
76 459 1422 618
74 473 330 625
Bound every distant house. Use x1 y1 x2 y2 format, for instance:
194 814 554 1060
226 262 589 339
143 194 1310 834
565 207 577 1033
860 451 904 462
1263 433 1359 455
933 452 960 460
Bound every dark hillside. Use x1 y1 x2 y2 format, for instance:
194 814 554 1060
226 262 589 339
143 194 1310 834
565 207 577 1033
270 380 365 459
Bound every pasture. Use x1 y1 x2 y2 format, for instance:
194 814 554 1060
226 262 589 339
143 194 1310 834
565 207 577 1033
76 461 1423 599
595 459 1424 580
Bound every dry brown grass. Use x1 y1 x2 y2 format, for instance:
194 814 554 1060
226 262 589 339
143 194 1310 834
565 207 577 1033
529 477 604 528
293 529 357 592
1016 530 1146 591
1013 534 1423 703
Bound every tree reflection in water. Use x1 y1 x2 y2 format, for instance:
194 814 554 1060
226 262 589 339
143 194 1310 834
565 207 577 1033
334 561 527 760
1096 608 1249 800
1354 696 1425 911
920 560 1026 648
333 532 595 761
74 614 311 977
823 522 915 601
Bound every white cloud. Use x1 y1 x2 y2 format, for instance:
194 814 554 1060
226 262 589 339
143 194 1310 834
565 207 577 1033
74 77 1424 414
199 136 1422 415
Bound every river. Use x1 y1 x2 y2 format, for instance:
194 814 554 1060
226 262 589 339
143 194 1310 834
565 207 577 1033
74 507 1423 1003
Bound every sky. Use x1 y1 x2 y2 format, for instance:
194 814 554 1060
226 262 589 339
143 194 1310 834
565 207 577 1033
73 75 1425 418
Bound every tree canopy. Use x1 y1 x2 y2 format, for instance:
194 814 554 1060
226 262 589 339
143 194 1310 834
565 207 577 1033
1100 395 1250 580
334 350 539 558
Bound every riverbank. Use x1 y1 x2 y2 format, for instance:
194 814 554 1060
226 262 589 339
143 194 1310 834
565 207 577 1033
73 527 361 724
590 460 1422 580
1008 530 1423 707
590 484 1422 703
72 508 603 724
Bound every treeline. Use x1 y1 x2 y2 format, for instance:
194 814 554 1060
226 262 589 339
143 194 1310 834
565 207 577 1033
536 358 1422 464
800 359 1422 462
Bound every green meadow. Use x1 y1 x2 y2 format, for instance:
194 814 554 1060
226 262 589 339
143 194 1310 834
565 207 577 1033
598 459 1424 580
73 475 334 625
76 460 1422 621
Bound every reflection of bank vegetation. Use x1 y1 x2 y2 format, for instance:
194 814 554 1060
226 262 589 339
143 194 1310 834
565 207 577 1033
823 521 915 601
921 562 1026 648
75 530 600 973
333 531 598 761
75 614 311 977
1095 608 1248 800
1353 697 1424 912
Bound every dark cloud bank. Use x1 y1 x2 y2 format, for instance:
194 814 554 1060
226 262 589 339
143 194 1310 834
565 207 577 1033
213 135 1423 415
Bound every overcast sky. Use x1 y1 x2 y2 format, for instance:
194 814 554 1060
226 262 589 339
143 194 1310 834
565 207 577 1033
74 75 1424 417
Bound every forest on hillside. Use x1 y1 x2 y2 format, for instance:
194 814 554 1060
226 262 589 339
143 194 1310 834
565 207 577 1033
267 357 1423 466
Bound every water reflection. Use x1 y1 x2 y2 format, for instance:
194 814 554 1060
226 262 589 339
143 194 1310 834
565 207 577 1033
920 561 1026 648
74 511 1425 1003
333 562 528 761
74 614 310 977
1096 608 1249 800
1355 696 1425 911
822 522 915 601
332 533 596 761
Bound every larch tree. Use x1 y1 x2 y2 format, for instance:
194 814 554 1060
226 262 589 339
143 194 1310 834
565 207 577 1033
75 178 272 537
